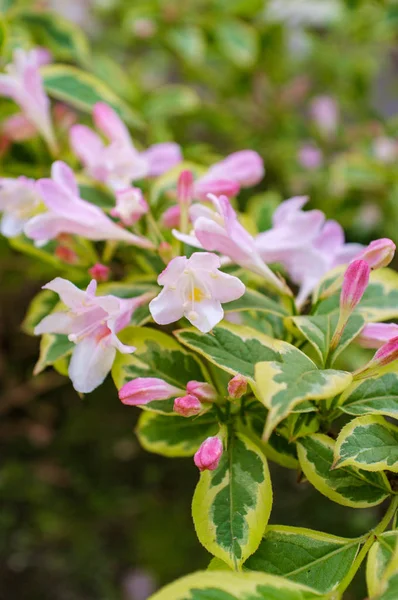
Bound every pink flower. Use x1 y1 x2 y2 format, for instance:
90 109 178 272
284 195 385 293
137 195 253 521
372 337 398 368
194 436 223 471
88 263 110 282
119 377 183 406
186 381 217 402
110 187 148 226
70 102 182 190
0 49 56 151
340 260 370 314
228 374 248 399
357 323 398 349
174 394 203 417
298 144 323 169
0 176 42 237
149 252 245 333
24 161 154 248
34 278 149 393
356 238 395 270
310 95 339 137
173 194 289 293
177 170 193 206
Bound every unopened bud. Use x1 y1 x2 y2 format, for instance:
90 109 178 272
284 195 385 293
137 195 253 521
227 374 248 399
162 205 181 229
340 260 370 313
158 241 173 265
177 170 193 206
88 263 110 282
55 245 78 264
186 381 217 402
356 238 395 270
357 323 398 349
194 436 223 472
174 394 202 417
354 336 398 379
119 377 182 406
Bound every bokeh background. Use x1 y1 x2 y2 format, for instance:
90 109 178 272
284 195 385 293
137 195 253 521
1 1 398 598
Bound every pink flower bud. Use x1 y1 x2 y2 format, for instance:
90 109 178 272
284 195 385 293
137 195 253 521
340 260 370 313
372 336 398 368
162 205 181 229
357 323 398 349
177 170 193 206
186 381 217 402
298 144 323 170
310 96 339 137
174 394 202 417
55 245 78 264
228 374 248 399
356 238 395 270
194 436 223 472
119 377 183 406
194 179 240 200
89 263 110 282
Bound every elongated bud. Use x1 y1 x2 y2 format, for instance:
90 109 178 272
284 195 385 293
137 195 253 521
89 263 110 282
340 260 370 313
356 238 395 270
177 170 193 206
357 323 398 349
162 205 181 229
119 377 182 406
194 436 223 472
174 394 202 417
354 336 398 379
186 381 217 402
228 374 248 399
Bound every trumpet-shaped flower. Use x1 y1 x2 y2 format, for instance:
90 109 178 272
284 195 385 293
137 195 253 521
70 102 182 190
24 161 154 248
357 323 398 349
110 187 149 226
149 252 245 333
173 194 289 293
0 49 56 150
119 377 183 406
34 278 150 393
0 176 42 237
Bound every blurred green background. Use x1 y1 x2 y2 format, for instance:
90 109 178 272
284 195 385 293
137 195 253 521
1 0 398 598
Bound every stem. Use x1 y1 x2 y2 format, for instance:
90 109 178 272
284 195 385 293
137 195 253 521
146 212 164 245
337 496 398 595
102 240 118 264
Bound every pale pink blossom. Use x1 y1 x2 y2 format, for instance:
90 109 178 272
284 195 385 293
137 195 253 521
0 49 56 151
228 374 248 399
173 194 288 293
186 381 217 402
110 187 148 226
0 176 42 237
310 95 339 137
174 394 203 417
88 263 110 282
194 436 223 471
34 278 149 393
149 252 245 333
70 102 182 190
298 143 323 169
119 377 183 406
24 161 154 248
356 238 395 270
357 323 398 349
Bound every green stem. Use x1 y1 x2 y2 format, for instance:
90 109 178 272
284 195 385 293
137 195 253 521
146 212 164 245
337 496 398 595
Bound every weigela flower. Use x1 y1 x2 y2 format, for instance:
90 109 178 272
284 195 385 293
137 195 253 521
110 187 149 226
340 259 370 314
24 161 154 248
34 278 151 393
356 238 395 270
119 377 183 406
357 323 398 349
70 102 182 190
0 176 42 237
0 49 56 151
186 381 217 402
174 394 203 417
228 374 248 399
149 252 245 333
194 436 223 471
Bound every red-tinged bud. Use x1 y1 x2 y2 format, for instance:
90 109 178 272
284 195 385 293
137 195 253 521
340 260 370 313
354 336 398 379
186 381 217 402
119 377 183 406
194 436 223 472
174 394 202 417
88 263 110 282
227 374 248 399
356 238 395 270
162 205 181 229
55 245 78 264
357 323 398 349
158 241 173 265
177 170 193 206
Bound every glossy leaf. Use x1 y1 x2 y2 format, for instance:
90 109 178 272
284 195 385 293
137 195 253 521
22 289 59 335
78 182 114 210
245 525 361 594
34 334 74 376
340 373 398 419
367 531 398 598
261 431 299 469
192 430 272 569
297 434 391 508
225 289 288 317
149 570 325 600
334 415 398 472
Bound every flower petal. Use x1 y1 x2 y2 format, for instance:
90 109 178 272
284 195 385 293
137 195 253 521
68 337 116 393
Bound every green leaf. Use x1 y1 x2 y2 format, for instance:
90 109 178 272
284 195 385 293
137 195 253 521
245 525 361 594
15 9 90 66
334 415 398 472
192 431 272 570
22 289 59 335
340 373 398 419
34 334 74 376
286 313 365 367
367 531 398 598
9 235 63 268
225 289 288 317
42 64 143 128
255 347 352 439
279 412 321 443
0 14 7 54
144 85 200 119
215 20 259 68
148 570 325 600
136 409 219 457
112 326 208 415
166 26 206 65
297 434 391 508
261 431 299 469
78 182 114 210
